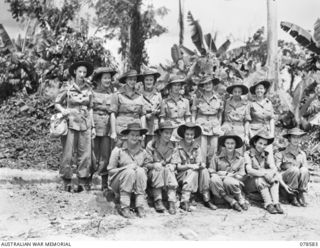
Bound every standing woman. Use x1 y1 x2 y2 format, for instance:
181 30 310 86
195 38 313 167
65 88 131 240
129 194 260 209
55 61 95 192
244 131 284 214
191 76 223 163
110 69 146 143
245 80 275 147
141 69 162 145
222 79 250 147
160 75 191 142
91 67 117 190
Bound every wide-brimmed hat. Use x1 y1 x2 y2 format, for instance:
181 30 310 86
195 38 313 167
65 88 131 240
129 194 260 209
283 127 306 139
249 130 274 147
140 69 161 81
166 75 187 88
177 122 202 139
226 79 249 95
249 80 271 95
198 76 221 86
218 133 243 149
154 121 175 135
92 67 117 82
69 61 94 78
120 122 148 136
118 69 143 84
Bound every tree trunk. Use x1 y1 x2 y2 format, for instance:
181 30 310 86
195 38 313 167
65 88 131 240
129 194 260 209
266 0 279 91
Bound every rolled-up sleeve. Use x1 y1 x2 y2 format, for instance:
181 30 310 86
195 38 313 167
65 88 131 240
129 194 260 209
110 93 119 114
108 147 120 172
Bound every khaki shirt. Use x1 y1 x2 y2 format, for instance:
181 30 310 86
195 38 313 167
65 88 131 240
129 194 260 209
209 151 245 177
275 145 307 171
108 143 152 175
142 89 162 135
223 97 249 124
244 148 276 174
160 94 191 127
92 88 113 136
55 80 93 131
247 98 275 124
192 93 223 135
171 141 202 165
146 139 175 164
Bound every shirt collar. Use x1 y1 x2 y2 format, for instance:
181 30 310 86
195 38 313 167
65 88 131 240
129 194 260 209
142 88 157 98
229 97 246 107
285 144 301 157
122 142 144 154
168 94 182 102
119 85 140 98
249 147 267 158
178 140 199 152
154 139 175 150
218 150 241 160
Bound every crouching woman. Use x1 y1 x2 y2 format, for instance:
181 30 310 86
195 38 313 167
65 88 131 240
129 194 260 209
244 131 284 214
107 123 152 218
146 121 178 214
209 133 249 212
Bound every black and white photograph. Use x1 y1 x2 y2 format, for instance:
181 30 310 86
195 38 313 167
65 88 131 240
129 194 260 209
0 0 320 245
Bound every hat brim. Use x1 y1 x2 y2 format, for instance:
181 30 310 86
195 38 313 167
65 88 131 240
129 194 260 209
198 78 221 86
166 80 187 89
119 74 143 84
120 128 148 136
226 84 249 95
249 80 271 95
92 70 117 82
69 61 94 78
154 126 175 135
283 131 306 139
141 72 161 81
249 134 274 147
218 135 243 149
177 124 202 139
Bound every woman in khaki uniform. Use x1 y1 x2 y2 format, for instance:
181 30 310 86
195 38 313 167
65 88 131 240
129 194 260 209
244 130 284 214
275 128 310 207
209 133 249 212
192 76 223 163
146 121 178 214
55 61 95 192
245 80 275 145
110 70 146 143
108 123 152 218
171 123 217 212
222 79 250 146
160 75 191 142
141 69 162 145
91 67 117 190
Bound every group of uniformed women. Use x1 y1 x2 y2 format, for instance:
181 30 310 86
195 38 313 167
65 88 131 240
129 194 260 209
55 61 310 219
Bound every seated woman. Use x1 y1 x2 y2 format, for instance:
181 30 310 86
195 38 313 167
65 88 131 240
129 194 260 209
244 130 284 214
209 133 249 212
275 127 310 207
146 121 178 214
107 123 152 218
171 123 217 212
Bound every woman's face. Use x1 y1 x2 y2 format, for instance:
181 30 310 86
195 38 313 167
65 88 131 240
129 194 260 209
160 129 173 143
126 76 137 89
232 87 243 97
75 66 87 81
171 83 181 94
255 84 266 97
254 138 268 153
289 135 300 146
100 73 112 88
144 75 155 91
203 81 213 92
184 128 195 144
127 130 141 146
224 138 236 153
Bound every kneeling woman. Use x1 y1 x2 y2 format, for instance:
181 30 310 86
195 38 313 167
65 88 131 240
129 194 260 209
244 131 284 214
146 121 178 214
275 127 310 207
209 133 248 212
171 123 217 211
108 123 152 218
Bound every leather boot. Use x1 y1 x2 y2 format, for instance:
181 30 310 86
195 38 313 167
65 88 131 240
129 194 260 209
297 192 307 207
101 175 108 190
120 207 132 218
266 204 277 214
204 201 217 210
274 203 284 214
136 207 146 218
62 178 72 192
180 202 191 212
168 201 176 215
232 202 242 212
154 199 165 213
291 195 301 207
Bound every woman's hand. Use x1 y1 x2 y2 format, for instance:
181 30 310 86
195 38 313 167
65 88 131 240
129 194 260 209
91 128 96 139
110 132 117 141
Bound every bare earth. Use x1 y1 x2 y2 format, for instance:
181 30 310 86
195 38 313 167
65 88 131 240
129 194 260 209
1 172 320 241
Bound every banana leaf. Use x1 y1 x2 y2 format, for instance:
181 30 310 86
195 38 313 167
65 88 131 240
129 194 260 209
187 11 206 56
280 21 320 55
179 45 196 56
217 39 231 57
204 33 217 53
171 44 182 63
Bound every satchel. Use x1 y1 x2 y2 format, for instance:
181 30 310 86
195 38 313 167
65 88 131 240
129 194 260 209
50 113 68 138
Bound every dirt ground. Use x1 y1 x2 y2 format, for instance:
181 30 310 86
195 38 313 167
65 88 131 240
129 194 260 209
1 172 320 241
